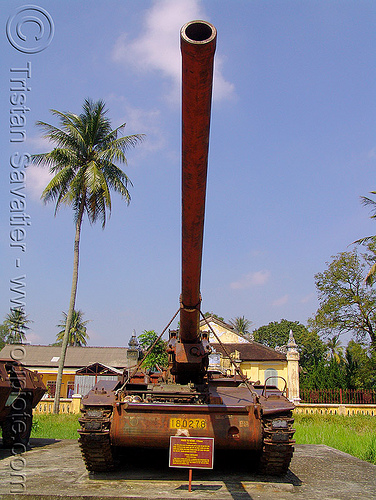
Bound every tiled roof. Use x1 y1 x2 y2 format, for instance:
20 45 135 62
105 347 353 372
210 342 286 361
0 345 130 369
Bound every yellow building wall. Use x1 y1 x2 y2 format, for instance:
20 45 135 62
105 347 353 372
37 369 76 398
221 360 288 392
200 322 249 344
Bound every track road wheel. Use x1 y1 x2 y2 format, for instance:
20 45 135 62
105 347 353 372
1 394 33 450
258 414 295 475
78 431 118 472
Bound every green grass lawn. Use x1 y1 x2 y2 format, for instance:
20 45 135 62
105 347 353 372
294 413 376 465
31 413 80 440
2 413 375 466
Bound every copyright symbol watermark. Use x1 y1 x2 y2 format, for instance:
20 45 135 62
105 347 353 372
6 5 54 54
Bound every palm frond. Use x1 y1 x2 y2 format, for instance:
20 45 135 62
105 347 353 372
41 166 75 206
365 263 376 286
34 121 80 151
360 196 376 219
353 235 376 245
101 163 132 205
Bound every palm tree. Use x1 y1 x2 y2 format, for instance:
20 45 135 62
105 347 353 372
354 193 376 285
229 316 254 340
56 309 90 346
326 335 344 364
32 98 144 412
4 307 32 344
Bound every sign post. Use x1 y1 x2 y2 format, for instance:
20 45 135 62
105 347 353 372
169 436 214 492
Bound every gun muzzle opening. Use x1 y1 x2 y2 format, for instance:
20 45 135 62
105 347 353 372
181 20 216 44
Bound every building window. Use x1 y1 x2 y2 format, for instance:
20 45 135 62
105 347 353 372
47 381 56 397
264 368 278 387
67 381 75 398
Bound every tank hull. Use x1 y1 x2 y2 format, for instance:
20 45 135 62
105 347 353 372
78 380 295 474
110 403 263 450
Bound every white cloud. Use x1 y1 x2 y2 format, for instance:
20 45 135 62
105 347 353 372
212 57 235 101
111 0 234 102
23 134 54 201
230 270 271 290
272 295 289 307
120 105 165 154
25 134 52 152
107 94 167 155
26 165 53 202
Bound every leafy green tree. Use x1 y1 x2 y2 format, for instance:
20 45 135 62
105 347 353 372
345 341 376 389
138 330 168 371
308 249 376 347
300 358 347 391
56 309 89 346
253 320 289 348
253 319 326 370
324 358 347 389
0 324 8 350
32 98 144 412
4 307 32 344
326 335 344 363
300 339 376 391
344 343 359 390
204 312 224 322
229 316 253 340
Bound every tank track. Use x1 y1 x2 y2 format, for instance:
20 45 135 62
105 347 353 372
1 394 33 449
78 430 117 472
78 407 118 472
258 413 295 475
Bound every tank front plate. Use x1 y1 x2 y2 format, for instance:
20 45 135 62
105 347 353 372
110 402 263 450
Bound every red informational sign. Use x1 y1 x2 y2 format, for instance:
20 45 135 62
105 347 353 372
169 436 214 469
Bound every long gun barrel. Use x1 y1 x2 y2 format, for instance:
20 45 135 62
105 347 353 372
180 20 217 344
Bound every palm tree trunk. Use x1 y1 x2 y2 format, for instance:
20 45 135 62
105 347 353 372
53 200 84 414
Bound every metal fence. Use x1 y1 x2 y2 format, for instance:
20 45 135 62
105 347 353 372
300 388 376 405
74 375 118 396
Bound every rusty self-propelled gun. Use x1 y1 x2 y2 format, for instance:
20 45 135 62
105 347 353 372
78 20 295 475
1 358 46 449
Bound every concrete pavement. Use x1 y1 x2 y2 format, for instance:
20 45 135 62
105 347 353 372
0 438 375 499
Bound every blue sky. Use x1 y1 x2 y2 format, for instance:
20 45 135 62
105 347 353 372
1 0 375 347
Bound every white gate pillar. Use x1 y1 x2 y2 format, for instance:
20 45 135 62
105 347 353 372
286 330 300 404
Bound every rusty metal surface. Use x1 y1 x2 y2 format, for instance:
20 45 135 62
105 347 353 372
115 402 252 413
0 360 46 420
110 402 262 450
81 379 119 406
180 21 216 344
0 359 46 449
209 385 257 406
262 404 296 415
